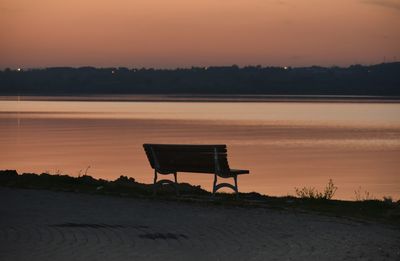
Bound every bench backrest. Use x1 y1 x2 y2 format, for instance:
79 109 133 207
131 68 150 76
143 144 230 174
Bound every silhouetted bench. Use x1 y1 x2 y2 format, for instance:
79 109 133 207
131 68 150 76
143 144 249 197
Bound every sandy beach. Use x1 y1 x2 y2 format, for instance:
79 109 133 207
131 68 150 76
0 187 399 261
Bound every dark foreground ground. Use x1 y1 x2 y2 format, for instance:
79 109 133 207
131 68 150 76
0 187 399 261
0 170 400 260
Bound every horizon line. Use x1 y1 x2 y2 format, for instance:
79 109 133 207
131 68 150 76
2 61 400 71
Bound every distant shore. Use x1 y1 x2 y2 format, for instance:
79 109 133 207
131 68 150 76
2 63 399 99
1 94 400 103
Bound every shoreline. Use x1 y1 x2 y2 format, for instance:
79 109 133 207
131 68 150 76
1 94 400 103
1 170 399 226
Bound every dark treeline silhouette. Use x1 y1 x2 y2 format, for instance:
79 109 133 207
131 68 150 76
0 62 399 96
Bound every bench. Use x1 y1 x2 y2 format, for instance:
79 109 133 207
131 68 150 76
143 144 249 197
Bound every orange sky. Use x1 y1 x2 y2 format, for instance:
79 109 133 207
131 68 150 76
1 0 399 68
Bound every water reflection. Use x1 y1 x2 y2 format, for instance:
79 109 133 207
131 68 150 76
1 99 399 200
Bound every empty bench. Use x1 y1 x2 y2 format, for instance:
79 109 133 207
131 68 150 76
143 144 249 197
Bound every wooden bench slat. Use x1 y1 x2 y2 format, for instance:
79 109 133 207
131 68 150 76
144 144 227 148
153 151 227 157
157 160 229 173
144 144 227 151
145 149 227 155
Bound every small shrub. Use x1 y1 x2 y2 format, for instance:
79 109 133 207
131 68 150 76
84 166 91 176
323 179 337 200
354 187 374 201
78 166 91 177
383 196 393 204
295 179 337 200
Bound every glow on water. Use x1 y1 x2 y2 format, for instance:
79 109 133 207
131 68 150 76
1 98 400 200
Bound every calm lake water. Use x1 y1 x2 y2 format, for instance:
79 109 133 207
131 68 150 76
1 97 400 200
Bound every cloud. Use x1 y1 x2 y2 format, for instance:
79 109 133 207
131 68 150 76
362 0 400 11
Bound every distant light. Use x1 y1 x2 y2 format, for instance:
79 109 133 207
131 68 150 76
111 70 115 74
284 66 288 70
17 68 21 72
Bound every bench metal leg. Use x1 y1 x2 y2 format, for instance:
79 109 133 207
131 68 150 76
234 175 239 199
212 174 218 196
153 170 179 196
212 174 239 198
174 172 179 196
153 170 158 196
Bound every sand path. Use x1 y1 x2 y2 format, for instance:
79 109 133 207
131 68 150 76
0 188 399 260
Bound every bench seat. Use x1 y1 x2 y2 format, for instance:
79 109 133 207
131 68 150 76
228 169 250 175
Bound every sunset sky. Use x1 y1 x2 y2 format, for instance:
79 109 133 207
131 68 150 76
1 0 399 69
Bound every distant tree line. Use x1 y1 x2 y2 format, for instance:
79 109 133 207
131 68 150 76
0 62 399 96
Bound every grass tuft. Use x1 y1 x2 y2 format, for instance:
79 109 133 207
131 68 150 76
295 179 338 200
354 187 375 201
